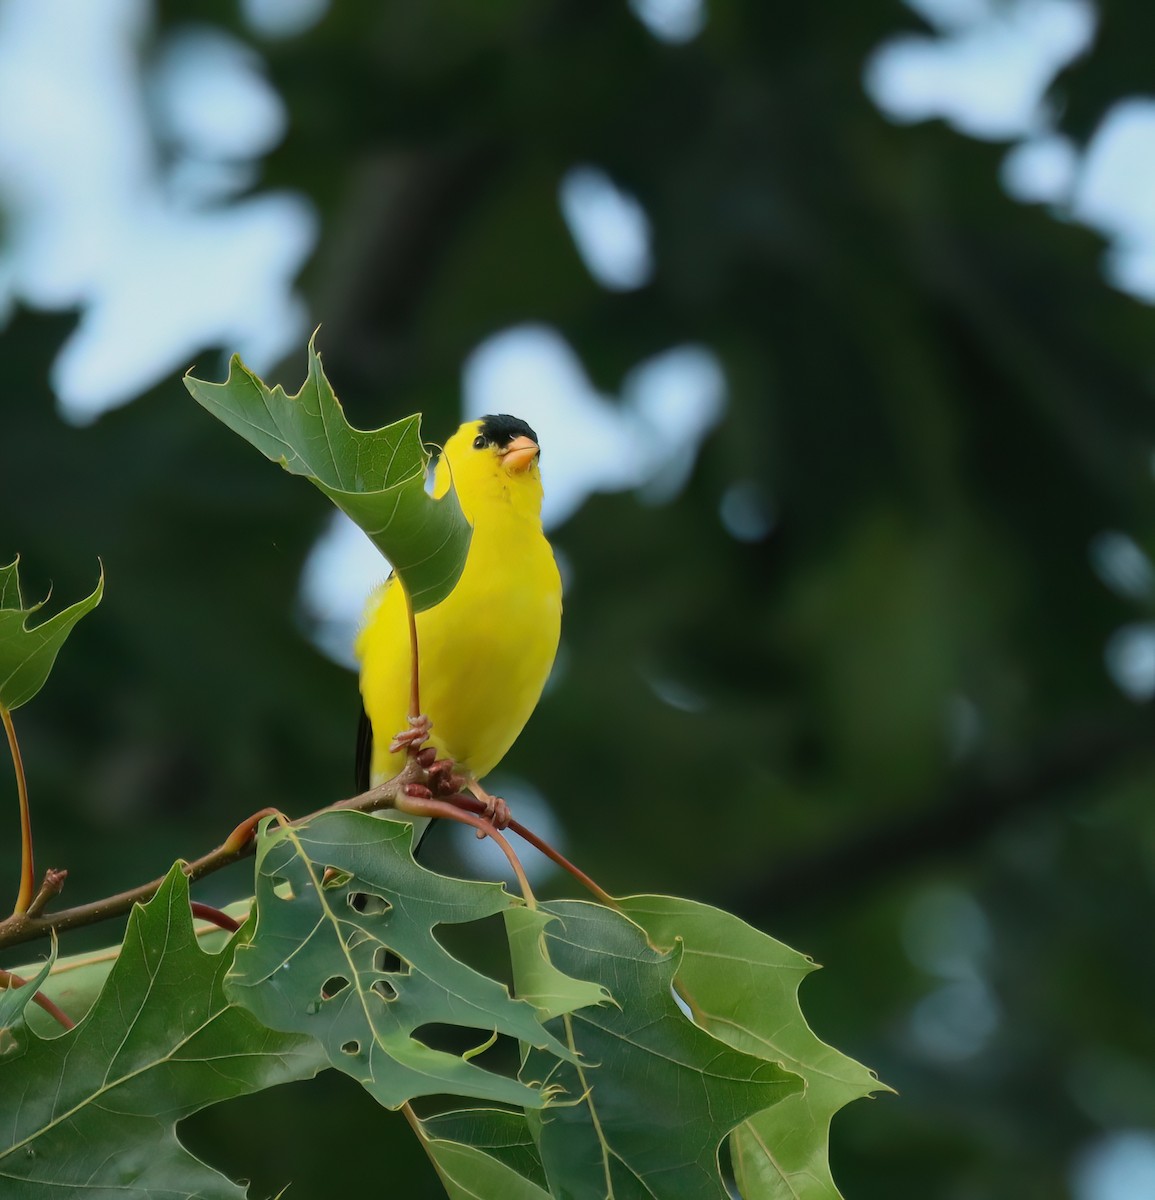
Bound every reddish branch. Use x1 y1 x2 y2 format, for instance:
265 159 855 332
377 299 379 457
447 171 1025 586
0 754 611 955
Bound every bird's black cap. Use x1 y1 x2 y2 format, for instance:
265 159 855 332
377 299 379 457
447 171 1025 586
478 414 539 448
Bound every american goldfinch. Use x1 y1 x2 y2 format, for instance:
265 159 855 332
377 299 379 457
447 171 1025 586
355 415 562 832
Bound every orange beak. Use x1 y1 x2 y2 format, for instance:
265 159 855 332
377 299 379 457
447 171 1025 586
500 434 539 473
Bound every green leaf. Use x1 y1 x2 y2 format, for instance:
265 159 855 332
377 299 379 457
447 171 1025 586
418 1109 552 1200
522 901 803 1200
0 558 103 711
0 864 324 1198
8 900 254 1037
421 1107 549 1189
0 939 55 1033
504 906 611 1021
226 810 581 1111
183 336 471 611
619 895 887 1200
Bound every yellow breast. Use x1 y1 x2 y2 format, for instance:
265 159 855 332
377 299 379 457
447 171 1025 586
356 501 561 785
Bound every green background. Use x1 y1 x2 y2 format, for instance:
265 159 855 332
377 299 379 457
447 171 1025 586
2 2 1155 1196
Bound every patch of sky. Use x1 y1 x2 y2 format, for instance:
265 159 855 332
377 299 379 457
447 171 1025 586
559 165 653 292
628 0 705 45
0 0 315 422
1071 1131 1155 1200
1104 624 1155 703
866 0 1155 310
241 0 329 40
300 325 727 667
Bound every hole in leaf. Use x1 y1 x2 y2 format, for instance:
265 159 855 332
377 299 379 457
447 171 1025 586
433 915 509 984
373 979 398 1002
341 1040 360 1056
374 947 410 975
348 891 392 915
321 976 349 1000
271 877 295 901
412 1023 513 1065
322 867 352 890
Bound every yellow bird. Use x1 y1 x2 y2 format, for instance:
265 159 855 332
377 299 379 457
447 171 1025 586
355 415 562 835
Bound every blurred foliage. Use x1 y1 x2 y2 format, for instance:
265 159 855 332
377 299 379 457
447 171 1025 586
3 0 1155 1196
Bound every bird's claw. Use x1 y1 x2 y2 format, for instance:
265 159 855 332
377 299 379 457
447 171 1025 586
474 793 511 836
389 713 432 755
402 782 433 800
429 758 466 797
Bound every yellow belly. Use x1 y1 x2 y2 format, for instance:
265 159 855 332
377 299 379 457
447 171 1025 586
356 518 561 785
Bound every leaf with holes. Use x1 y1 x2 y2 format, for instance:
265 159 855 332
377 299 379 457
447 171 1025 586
184 336 471 611
0 864 325 1198
226 810 586 1111
619 895 887 1200
0 558 103 712
520 901 803 1200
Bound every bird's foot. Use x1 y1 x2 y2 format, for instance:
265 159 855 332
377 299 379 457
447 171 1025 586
389 713 432 755
401 782 433 801
467 781 511 835
428 758 467 797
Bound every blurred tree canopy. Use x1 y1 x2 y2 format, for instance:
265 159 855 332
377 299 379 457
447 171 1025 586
2 1 1155 1196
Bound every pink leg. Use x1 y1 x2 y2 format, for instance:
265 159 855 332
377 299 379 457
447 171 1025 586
389 713 432 755
466 781 511 834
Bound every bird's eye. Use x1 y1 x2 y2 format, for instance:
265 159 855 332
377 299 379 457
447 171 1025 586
472 434 487 450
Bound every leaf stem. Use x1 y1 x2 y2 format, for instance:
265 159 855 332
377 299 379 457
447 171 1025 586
0 966 74 1030
189 902 241 934
437 791 615 907
405 587 421 723
397 793 536 907
3 706 35 916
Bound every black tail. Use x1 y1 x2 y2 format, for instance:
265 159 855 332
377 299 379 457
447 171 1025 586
355 704 431 858
355 705 373 794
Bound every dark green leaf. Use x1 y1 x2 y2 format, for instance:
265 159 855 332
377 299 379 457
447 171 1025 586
227 811 581 1110
183 336 471 611
422 1107 548 1188
0 558 103 712
0 865 324 1198
522 901 803 1200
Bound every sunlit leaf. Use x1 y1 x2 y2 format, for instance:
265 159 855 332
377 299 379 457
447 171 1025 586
227 811 585 1110
0 558 103 712
504 906 610 1021
183 336 471 611
521 900 803 1199
0 865 324 1198
620 895 887 1200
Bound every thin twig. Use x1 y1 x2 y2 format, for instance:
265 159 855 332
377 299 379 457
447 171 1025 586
3 707 35 915
441 791 614 906
405 587 421 724
24 868 67 919
508 818 615 908
0 758 425 954
398 793 536 906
